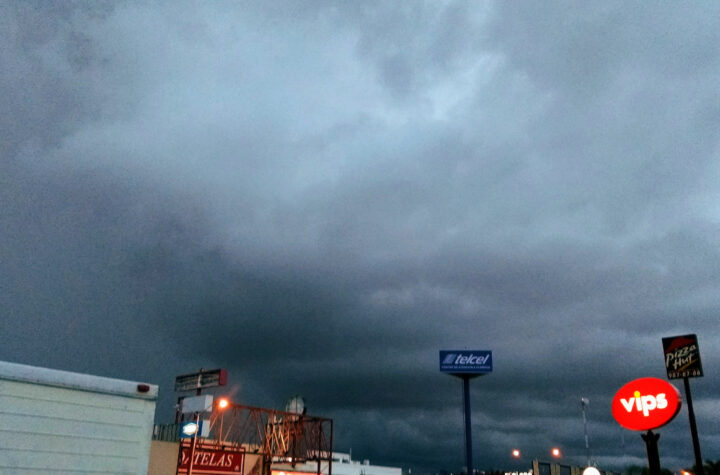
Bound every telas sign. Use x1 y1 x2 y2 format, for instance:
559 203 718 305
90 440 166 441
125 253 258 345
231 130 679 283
611 377 682 431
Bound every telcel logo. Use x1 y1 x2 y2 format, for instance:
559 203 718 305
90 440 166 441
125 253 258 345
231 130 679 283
439 350 493 374
443 354 490 365
611 377 681 431
619 391 668 417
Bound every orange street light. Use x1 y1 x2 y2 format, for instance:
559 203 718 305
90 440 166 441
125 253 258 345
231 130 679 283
216 397 231 445
512 449 521 458
551 448 562 458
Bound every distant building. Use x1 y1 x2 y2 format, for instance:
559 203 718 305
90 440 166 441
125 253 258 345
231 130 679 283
272 452 402 475
530 460 620 475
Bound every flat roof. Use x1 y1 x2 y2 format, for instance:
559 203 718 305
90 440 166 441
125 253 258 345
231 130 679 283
0 360 158 400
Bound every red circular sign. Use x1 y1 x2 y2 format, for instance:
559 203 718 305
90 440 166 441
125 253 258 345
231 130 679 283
612 377 682 431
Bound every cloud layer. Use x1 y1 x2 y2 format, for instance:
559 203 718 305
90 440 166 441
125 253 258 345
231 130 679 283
2 2 719 473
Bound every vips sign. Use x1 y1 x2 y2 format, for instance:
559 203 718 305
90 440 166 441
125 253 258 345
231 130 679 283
439 350 492 375
611 377 682 431
662 334 703 379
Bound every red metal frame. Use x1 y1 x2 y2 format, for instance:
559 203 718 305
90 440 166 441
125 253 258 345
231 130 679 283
206 403 333 475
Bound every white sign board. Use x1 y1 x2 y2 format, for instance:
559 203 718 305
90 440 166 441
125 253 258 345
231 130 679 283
181 395 214 413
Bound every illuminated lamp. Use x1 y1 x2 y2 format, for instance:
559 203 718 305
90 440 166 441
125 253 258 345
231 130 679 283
181 421 199 437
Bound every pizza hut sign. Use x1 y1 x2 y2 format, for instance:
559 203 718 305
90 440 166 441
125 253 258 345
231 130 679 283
662 334 703 379
611 377 682 431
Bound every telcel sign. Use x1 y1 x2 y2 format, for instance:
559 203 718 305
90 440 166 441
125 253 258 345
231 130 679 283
439 350 492 375
611 377 682 431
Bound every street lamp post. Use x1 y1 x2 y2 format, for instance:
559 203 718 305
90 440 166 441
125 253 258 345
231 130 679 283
581 398 590 466
217 397 229 445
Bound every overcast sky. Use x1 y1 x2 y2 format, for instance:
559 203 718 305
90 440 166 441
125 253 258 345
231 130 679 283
2 1 719 473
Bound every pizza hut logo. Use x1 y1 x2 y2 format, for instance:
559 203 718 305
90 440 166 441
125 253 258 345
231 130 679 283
611 377 682 431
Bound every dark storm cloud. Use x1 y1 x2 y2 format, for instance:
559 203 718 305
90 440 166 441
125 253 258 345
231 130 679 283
2 1 719 473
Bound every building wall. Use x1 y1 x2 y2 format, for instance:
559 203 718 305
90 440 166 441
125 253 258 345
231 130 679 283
0 368 156 474
148 441 179 475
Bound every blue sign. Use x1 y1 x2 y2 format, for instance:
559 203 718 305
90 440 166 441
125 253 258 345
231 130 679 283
439 350 492 374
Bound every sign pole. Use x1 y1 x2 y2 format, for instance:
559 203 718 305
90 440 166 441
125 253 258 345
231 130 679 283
188 412 200 475
462 375 473 475
662 334 704 475
683 377 704 475
641 430 661 475
439 350 492 475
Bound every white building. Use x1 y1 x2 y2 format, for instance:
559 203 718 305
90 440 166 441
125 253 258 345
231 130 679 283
272 451 402 475
0 360 158 474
